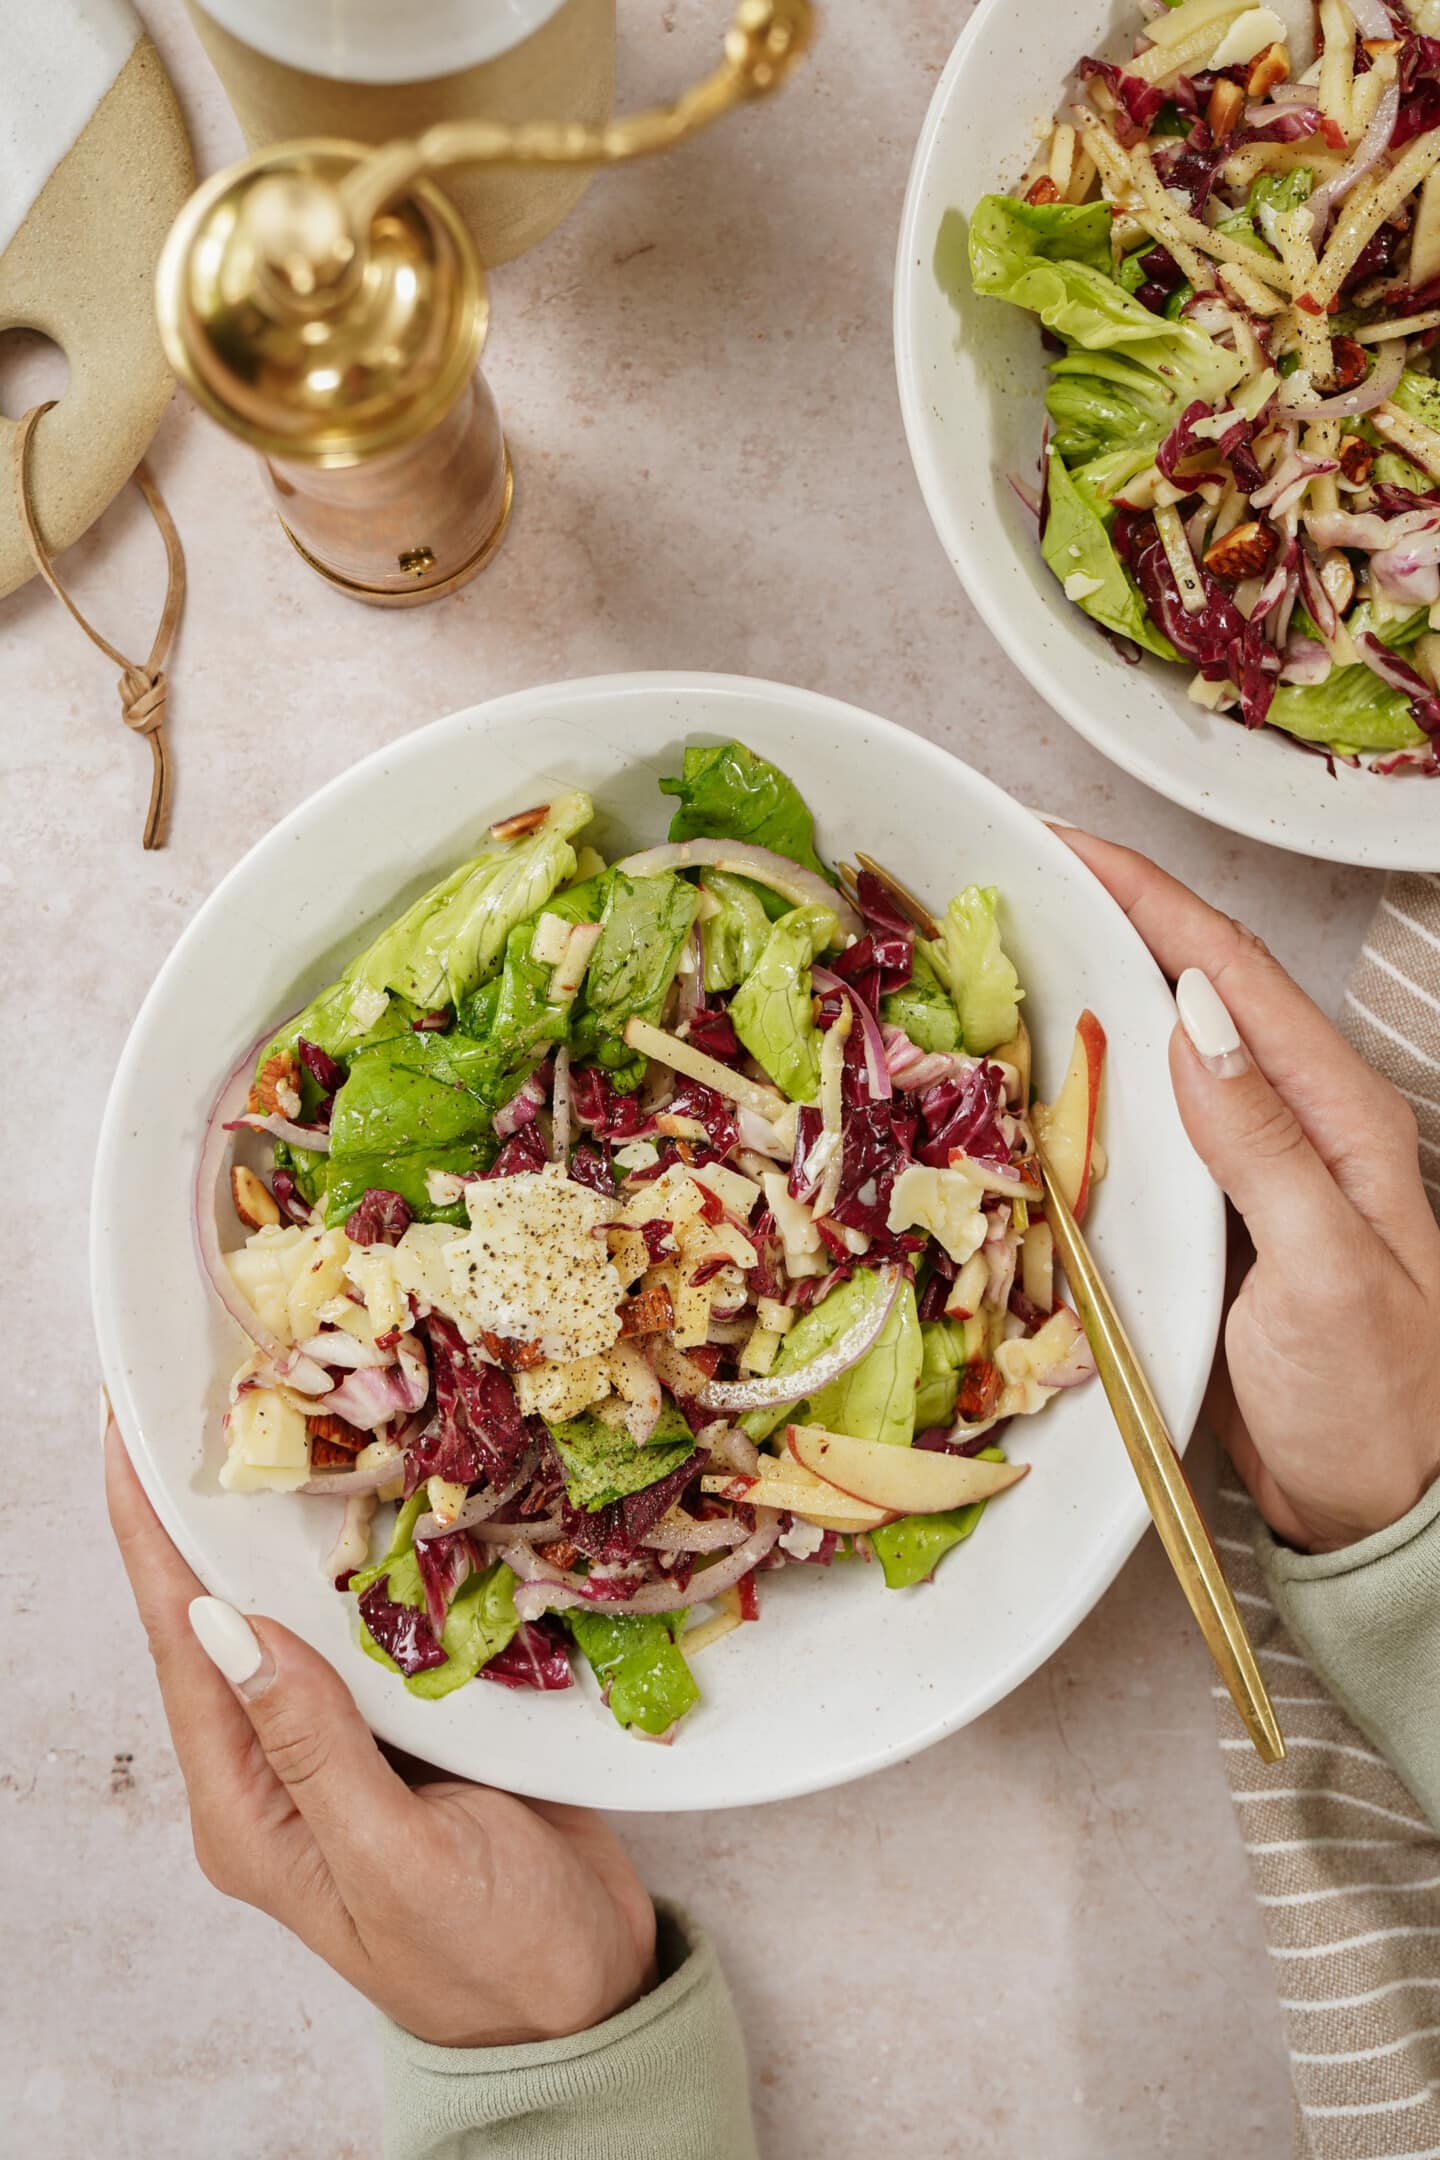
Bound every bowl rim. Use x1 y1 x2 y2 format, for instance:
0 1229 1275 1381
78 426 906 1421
892 0 1440 871
91 668 1225 1807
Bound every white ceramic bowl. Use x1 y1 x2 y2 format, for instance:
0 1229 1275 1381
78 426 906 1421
894 0 1440 871
92 672 1224 1811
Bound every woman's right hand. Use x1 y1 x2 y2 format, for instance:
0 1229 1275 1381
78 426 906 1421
1059 828 1440 1554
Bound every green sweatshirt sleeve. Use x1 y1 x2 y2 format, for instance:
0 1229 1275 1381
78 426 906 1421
381 1901 757 2160
1257 1479 1440 1830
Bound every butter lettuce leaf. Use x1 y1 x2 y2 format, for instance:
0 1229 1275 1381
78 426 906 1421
567 1610 699 1735
547 1401 696 1513
805 1278 922 1449
659 741 830 883
404 1565 521 1701
922 885 1023 1056
730 899 840 1101
570 869 701 1080
914 1315 968 1432
880 942 960 1054
700 868 772 994
1042 445 1179 661
321 1032 501 1225
871 1447 1008 1590
741 1271 897 1442
1267 666 1427 754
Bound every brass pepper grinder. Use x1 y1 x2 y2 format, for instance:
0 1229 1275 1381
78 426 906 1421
154 0 814 608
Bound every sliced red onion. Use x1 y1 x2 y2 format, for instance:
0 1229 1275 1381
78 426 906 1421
295 1330 395 1370
195 1030 306 1369
1310 504 1440 551
1298 548 1337 641
226 1111 332 1154
506 1510 782 1621
812 966 891 1100
1251 453 1338 519
551 1045 572 1160
318 1362 419 1431
1307 75 1401 240
1030 1311 1098 1389
617 839 862 941
882 1024 979 1094
1372 532 1440 604
649 1264 901 1413
322 1491 377 1582
736 1108 793 1161
1008 471 1042 521
674 927 705 1034
298 1443 407 1496
643 1514 751 1553
706 1423 762 1476
494 1067 547 1139
1357 632 1440 717
1280 633 1333 685
1284 342 1404 421
413 1450 538 1542
1345 0 1397 38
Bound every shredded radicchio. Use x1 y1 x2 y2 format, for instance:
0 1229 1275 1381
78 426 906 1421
570 1064 650 1139
298 1037 346 1096
915 1060 1010 1169
567 1141 615 1196
486 1123 549 1177
560 1447 711 1563
412 1315 531 1487
479 1618 575 1691
357 1579 448 1675
415 1527 474 1636
345 1187 414 1246
665 1079 741 1158
685 1006 742 1063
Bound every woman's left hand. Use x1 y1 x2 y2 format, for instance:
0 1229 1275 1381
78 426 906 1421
104 1416 657 2048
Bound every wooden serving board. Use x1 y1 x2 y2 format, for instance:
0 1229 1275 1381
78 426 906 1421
0 0 193 599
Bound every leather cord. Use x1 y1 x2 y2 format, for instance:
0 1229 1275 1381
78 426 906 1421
12 402 186 849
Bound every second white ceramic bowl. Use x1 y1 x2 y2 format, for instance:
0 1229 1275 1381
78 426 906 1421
894 0 1440 870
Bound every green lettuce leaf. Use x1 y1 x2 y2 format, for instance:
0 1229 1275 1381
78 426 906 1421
914 1315 968 1431
804 1278 921 1449
1374 448 1434 493
570 869 701 1080
969 193 1113 284
922 886 1024 1056
880 941 961 1054
740 1271 907 1443
352 1492 521 1699
1267 666 1427 754
1388 368 1440 439
320 1032 499 1224
350 1490 428 1598
730 900 840 1101
1041 445 1179 662
1213 167 1312 260
546 1400 696 1513
699 869 772 994
257 795 593 1083
871 1446 1008 1590
567 1610 699 1735
659 741 830 884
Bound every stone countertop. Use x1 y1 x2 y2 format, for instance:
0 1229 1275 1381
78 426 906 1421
5 2 1378 2152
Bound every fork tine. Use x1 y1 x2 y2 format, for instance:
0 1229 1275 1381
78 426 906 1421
854 851 940 939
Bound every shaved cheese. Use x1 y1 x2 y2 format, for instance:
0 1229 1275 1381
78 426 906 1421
1313 132 1440 306
1144 0 1250 48
1209 7 1285 68
762 1170 825 1278
1063 570 1104 601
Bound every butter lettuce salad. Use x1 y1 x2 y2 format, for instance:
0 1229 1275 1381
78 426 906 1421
198 747 1101 1740
968 0 1440 773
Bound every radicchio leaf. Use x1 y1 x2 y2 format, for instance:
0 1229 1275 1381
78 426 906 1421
413 1315 531 1487
345 1188 414 1246
479 1618 575 1691
358 1580 448 1675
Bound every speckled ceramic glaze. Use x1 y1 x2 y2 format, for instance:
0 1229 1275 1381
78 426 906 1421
91 672 1224 1811
894 0 1440 870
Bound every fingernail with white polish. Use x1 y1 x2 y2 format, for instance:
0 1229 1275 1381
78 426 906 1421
189 1597 273 1699
99 1385 112 1447
1020 806 1076 828
1176 967 1250 1078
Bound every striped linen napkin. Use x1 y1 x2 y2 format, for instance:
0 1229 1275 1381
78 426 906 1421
1215 873 1440 2160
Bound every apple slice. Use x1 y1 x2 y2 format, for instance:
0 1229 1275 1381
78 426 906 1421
786 1423 1028 1512
699 1472 894 1529
1032 1009 1106 1220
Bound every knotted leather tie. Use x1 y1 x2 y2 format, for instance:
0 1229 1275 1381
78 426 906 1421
12 401 186 849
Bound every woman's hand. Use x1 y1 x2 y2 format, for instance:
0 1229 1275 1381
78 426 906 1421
104 1419 656 2047
1058 828 1440 1554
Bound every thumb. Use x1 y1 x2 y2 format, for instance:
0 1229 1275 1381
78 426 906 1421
188 1596 411 1853
1169 968 1351 1255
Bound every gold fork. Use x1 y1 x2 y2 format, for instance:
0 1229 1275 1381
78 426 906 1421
840 853 1284 1764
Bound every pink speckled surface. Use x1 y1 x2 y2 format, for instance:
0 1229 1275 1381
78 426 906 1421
2 2 1379 2152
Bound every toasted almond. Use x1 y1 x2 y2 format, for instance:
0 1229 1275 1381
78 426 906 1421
480 1328 546 1371
1024 174 1061 206
1207 78 1245 141
1330 335 1369 392
1318 547 1356 613
306 1412 367 1467
618 1284 677 1338
1338 437 1376 485
490 803 551 840
1202 520 1275 582
231 1164 281 1230
1245 42 1289 100
249 1049 302 1120
955 1359 1003 1423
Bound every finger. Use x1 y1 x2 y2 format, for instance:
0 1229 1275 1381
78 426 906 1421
1167 1000 1359 1259
1057 827 1434 1259
187 1596 414 1870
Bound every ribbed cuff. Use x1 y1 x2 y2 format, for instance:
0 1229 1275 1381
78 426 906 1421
381 1900 757 2160
1256 1480 1440 1830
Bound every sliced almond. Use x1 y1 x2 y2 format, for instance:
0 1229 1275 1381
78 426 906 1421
1207 77 1245 140
1202 519 1275 582
490 803 550 840
1245 41 1289 100
232 1164 281 1230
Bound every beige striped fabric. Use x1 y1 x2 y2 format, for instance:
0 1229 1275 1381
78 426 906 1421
1215 871 1440 2160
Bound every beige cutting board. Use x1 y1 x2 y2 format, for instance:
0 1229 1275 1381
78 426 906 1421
0 1 193 599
